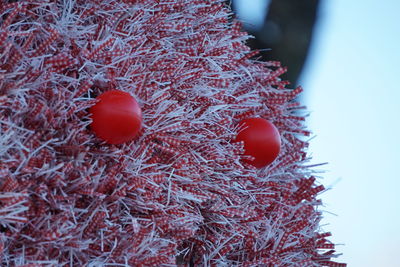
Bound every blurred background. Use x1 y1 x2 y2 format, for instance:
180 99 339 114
231 0 400 266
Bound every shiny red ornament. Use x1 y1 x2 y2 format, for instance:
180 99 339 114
90 90 142 144
235 117 281 168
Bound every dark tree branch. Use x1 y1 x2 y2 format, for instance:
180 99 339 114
229 0 321 87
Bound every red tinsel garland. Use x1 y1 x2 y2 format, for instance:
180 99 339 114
0 0 345 266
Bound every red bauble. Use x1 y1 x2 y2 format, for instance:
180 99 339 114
235 118 281 168
90 90 142 144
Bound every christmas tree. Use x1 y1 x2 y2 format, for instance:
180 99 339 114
0 1 345 266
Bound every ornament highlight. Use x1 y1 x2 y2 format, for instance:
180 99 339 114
235 117 281 168
90 90 142 144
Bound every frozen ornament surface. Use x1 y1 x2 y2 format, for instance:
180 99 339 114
236 118 281 168
90 90 142 144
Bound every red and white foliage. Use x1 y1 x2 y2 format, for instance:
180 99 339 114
0 0 345 266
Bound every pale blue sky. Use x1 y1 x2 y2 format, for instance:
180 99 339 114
235 0 400 266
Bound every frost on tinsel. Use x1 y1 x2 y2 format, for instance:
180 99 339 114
0 1 345 266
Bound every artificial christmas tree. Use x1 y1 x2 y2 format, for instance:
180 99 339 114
0 0 345 266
